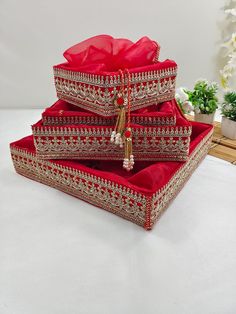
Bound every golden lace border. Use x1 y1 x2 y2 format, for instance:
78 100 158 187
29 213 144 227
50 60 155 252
34 152 189 161
32 135 190 160
32 125 192 137
54 71 176 116
42 114 176 127
53 66 177 87
56 91 176 117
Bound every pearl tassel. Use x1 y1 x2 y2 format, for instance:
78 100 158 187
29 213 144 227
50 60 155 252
122 69 134 171
110 68 134 171
122 128 134 171
110 98 127 147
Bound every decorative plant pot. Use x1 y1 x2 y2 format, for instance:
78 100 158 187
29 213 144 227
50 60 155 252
221 116 236 140
194 112 215 125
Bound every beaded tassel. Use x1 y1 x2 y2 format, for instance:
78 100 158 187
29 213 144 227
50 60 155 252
110 68 135 171
122 69 134 171
110 70 127 148
110 95 127 148
123 128 134 171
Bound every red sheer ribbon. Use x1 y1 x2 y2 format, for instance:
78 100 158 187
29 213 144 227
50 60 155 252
63 35 160 72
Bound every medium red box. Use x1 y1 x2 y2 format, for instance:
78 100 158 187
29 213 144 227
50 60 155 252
32 100 191 162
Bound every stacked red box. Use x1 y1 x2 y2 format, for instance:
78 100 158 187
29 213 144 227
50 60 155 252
33 99 191 161
10 35 212 229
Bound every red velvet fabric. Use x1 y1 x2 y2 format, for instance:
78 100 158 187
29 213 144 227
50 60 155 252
35 105 190 130
42 99 175 120
11 122 212 196
41 99 189 128
63 35 160 72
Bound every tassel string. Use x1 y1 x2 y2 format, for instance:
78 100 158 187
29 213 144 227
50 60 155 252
110 68 134 171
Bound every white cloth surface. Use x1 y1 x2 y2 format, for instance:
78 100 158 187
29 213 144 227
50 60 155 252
0 109 236 314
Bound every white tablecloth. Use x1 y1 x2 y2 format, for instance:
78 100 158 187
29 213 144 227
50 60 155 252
1 110 236 314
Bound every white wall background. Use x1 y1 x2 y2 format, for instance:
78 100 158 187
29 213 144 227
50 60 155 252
0 0 225 109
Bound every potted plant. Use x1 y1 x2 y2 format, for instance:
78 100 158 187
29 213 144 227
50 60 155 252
185 80 218 124
221 91 236 140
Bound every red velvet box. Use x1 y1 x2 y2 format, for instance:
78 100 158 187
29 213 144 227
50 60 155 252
53 59 177 117
42 99 176 126
10 122 213 230
32 101 192 162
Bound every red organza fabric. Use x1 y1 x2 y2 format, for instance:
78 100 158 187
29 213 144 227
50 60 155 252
63 35 160 71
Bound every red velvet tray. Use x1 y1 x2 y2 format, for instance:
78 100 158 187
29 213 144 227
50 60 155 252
32 102 191 162
10 122 213 230
53 59 177 116
42 99 176 126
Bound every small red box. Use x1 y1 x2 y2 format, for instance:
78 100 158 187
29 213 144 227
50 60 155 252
53 59 177 117
11 121 213 229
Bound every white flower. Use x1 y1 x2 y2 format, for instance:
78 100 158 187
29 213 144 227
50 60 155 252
221 52 236 71
225 8 236 21
220 2 236 90
228 53 236 66
221 62 236 78
175 87 188 103
225 8 236 16
221 33 236 53
182 101 194 113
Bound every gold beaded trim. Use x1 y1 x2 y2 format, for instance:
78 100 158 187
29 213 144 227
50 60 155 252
54 67 177 116
42 114 176 126
57 92 176 117
10 128 212 229
32 125 192 161
33 125 192 137
53 66 177 87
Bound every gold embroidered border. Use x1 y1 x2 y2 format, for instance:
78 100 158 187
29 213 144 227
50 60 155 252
11 128 212 229
32 125 191 160
32 125 192 137
32 126 192 161
34 151 189 161
53 66 177 87
54 73 176 116
57 92 176 117
42 114 176 126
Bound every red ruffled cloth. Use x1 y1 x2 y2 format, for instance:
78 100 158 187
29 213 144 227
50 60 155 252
63 35 160 72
